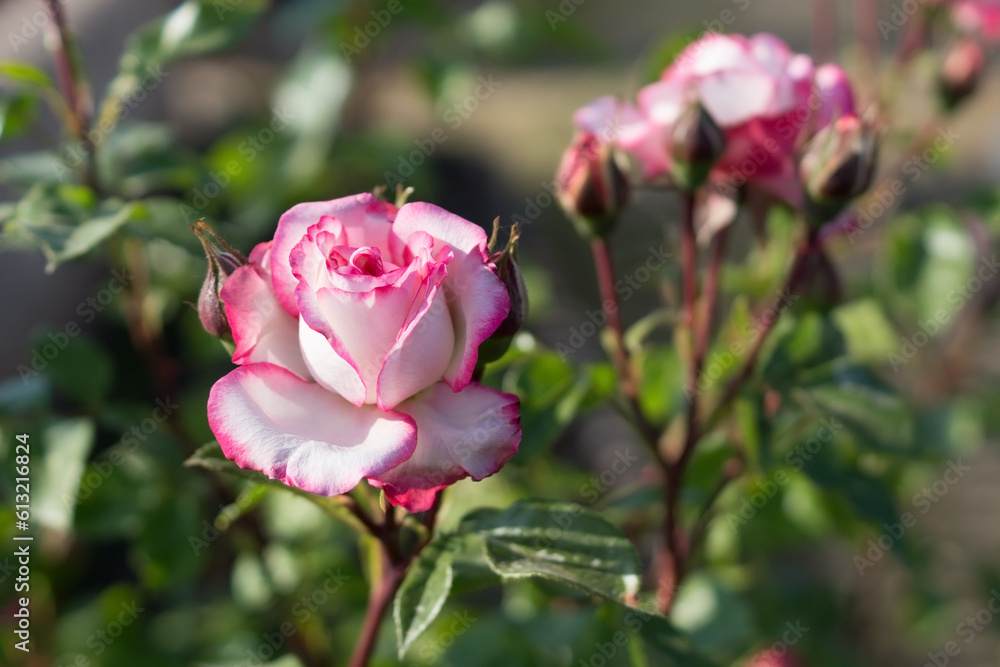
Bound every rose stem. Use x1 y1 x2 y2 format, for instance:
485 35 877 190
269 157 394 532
658 190 701 613
590 236 661 450
40 0 99 193
347 493 444 667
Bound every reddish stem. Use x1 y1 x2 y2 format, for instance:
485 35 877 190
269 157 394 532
348 552 406 667
347 493 443 667
658 191 700 614
590 238 661 448
710 228 818 425
694 226 728 370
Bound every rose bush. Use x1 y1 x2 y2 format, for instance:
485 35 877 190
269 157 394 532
207 193 521 511
574 33 857 204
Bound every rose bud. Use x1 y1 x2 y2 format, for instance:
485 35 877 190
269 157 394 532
799 114 878 226
478 221 527 365
193 221 246 341
555 131 630 239
669 99 726 191
746 647 805 667
939 38 986 109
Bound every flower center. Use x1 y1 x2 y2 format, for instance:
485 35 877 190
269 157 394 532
348 246 385 277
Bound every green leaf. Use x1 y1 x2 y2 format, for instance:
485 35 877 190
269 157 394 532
0 91 37 143
394 538 455 658
99 0 270 128
670 573 753 656
0 61 55 88
638 346 683 425
458 499 642 604
184 442 360 526
881 207 977 328
0 151 69 187
42 335 115 407
4 183 137 270
794 365 915 454
500 352 581 459
762 312 846 390
832 298 899 362
56 204 137 265
35 418 96 532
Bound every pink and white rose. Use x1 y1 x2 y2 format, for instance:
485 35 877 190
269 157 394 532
952 0 1000 40
576 33 857 205
207 193 521 512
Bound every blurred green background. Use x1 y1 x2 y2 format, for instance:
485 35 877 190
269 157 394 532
1 0 1000 665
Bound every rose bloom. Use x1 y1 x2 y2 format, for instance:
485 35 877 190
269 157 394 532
951 0 1000 40
207 193 521 512
576 33 856 205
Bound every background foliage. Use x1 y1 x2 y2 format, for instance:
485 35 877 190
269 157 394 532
1 0 999 665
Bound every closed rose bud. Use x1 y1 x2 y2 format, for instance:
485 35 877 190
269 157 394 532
478 222 528 365
193 221 246 341
669 99 726 191
939 38 985 109
556 132 630 239
800 114 878 226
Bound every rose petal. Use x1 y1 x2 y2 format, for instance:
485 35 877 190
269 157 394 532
296 262 426 404
697 68 778 126
208 363 417 497
271 193 398 316
368 381 520 512
390 203 510 391
298 318 367 405
376 262 454 410
222 242 310 380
